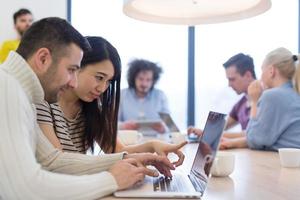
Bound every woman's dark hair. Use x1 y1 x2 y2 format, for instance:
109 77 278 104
127 59 162 90
81 36 121 153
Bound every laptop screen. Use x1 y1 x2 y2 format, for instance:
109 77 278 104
189 111 226 193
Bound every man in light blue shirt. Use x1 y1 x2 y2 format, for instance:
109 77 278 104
118 59 170 133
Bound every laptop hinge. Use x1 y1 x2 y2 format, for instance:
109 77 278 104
188 174 205 194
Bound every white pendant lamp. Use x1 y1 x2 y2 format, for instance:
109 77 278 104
123 0 272 25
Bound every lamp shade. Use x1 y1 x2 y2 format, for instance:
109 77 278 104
123 0 272 25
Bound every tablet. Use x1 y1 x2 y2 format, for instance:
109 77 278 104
134 119 162 126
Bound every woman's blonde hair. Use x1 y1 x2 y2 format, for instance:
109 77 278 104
263 47 300 93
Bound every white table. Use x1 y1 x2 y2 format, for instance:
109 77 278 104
104 142 300 200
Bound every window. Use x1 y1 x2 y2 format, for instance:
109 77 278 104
72 0 188 130
72 0 298 131
194 0 298 129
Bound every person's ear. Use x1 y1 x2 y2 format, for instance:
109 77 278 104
269 65 276 78
244 71 253 79
32 48 53 74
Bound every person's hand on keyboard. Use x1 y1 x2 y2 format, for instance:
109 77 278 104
124 153 175 177
150 140 187 167
109 158 157 190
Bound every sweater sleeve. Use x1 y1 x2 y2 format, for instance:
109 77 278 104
36 129 125 175
0 73 120 200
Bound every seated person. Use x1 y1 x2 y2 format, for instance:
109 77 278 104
36 36 186 166
191 47 300 151
188 53 256 138
1 17 176 199
0 8 33 63
118 58 170 133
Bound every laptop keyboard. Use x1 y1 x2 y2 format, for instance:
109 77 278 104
153 175 191 192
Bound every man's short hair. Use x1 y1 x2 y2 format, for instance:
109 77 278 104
13 8 32 24
223 53 256 79
127 59 162 89
16 17 91 61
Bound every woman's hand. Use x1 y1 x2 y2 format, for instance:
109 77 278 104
151 140 187 167
123 153 175 178
248 80 263 103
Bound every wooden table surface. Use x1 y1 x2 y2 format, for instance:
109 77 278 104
104 142 300 200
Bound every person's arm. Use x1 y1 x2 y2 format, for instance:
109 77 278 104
115 138 187 167
222 131 246 138
0 75 120 199
187 127 245 139
224 116 238 130
250 101 258 118
227 98 243 130
36 128 124 174
219 136 248 150
115 137 153 153
38 123 63 150
36 102 62 150
35 101 126 174
248 80 263 118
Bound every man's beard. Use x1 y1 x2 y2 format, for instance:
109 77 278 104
44 88 60 104
137 87 150 96
16 27 29 37
39 64 61 103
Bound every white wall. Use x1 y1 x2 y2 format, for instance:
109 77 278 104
0 0 67 43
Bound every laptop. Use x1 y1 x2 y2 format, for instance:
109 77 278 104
114 111 226 199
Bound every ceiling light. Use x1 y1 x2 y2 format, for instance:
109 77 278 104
123 0 272 25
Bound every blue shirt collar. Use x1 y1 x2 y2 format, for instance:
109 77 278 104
280 81 293 89
129 88 153 99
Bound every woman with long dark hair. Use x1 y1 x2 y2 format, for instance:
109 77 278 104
36 36 186 166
